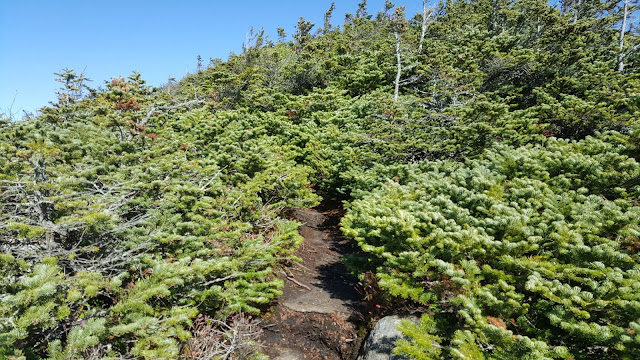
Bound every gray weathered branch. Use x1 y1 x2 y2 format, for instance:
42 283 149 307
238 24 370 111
418 0 435 53
140 99 206 126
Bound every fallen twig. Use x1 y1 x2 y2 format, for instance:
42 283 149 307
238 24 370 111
279 270 311 290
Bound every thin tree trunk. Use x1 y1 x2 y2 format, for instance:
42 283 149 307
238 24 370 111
491 0 499 32
618 0 629 72
394 32 401 102
573 0 581 24
418 0 430 53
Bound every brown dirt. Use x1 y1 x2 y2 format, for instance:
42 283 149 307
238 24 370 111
259 201 365 360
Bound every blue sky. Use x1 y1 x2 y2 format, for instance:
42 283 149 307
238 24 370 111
0 0 419 116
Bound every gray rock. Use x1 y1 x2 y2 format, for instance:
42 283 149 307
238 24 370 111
357 315 419 360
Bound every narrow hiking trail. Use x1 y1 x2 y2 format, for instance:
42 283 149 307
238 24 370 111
260 202 365 360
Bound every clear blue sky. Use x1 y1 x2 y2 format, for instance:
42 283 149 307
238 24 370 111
0 0 419 117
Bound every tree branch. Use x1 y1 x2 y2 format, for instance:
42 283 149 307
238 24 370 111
140 99 206 126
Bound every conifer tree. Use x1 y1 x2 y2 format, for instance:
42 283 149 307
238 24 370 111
343 137 640 359
293 17 314 52
323 2 336 34
356 0 371 20
42 68 92 123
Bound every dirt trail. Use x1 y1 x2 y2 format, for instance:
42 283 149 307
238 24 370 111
260 202 364 360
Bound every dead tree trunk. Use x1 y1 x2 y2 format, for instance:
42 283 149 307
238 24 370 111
418 0 433 53
394 31 402 102
491 0 499 32
618 0 629 72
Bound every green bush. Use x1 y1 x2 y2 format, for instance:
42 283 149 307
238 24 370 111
342 137 640 359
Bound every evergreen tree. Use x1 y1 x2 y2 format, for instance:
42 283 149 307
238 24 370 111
323 2 336 34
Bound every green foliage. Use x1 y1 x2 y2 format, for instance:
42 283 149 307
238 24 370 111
342 137 640 359
2 0 639 357
0 68 317 358
393 315 444 359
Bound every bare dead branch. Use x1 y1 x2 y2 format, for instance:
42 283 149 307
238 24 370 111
418 1 435 53
140 99 206 126
183 313 263 360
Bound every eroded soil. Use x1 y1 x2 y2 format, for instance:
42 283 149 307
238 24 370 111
260 202 364 360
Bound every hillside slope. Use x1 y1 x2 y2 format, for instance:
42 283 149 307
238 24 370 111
1 0 640 359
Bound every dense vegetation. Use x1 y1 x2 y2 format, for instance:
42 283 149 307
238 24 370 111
1 0 639 359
